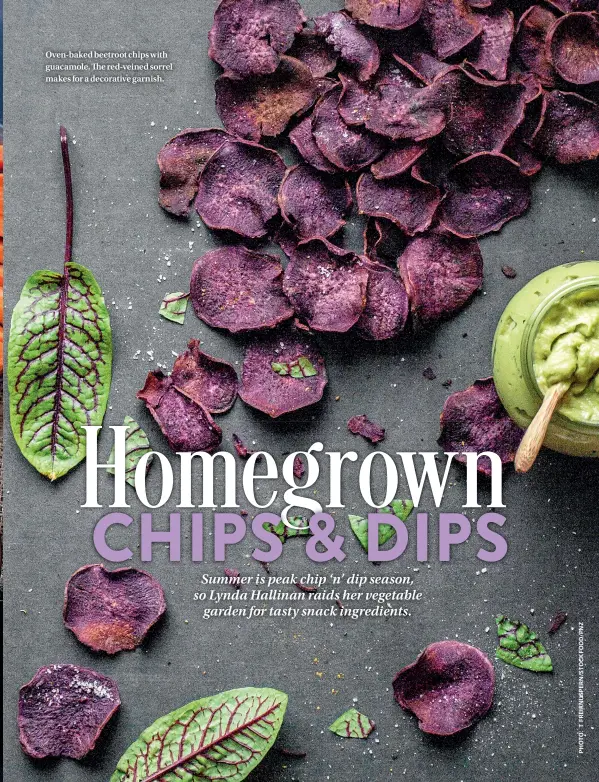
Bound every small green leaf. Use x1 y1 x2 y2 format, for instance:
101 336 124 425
8 263 112 480
108 416 153 488
266 517 311 543
159 292 189 324
349 515 396 551
111 687 288 782
271 362 289 376
297 356 318 377
271 356 318 379
329 708 375 739
495 615 553 672
388 499 414 521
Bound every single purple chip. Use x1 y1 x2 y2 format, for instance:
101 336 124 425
420 0 483 59
533 90 599 164
344 0 424 30
398 230 483 326
357 171 442 236
195 140 286 238
284 239 369 332
312 86 387 172
348 414 386 443
137 371 222 453
289 114 339 173
239 332 328 417
157 128 232 218
63 564 166 654
190 246 293 333
215 56 318 142
371 143 428 179
314 11 380 82
439 152 531 238
503 96 545 176
546 0 599 14
279 164 353 240
208 0 306 77
514 5 558 87
393 641 495 735
357 260 409 340
288 29 338 78
19 664 120 759
171 339 239 413
548 12 599 85
438 377 524 474
467 8 514 81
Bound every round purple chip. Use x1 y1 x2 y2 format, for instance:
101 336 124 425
533 90 599 164
208 0 306 78
398 230 483 326
548 12 599 85
190 247 293 334
63 564 166 654
215 56 318 142
195 140 286 238
288 29 338 77
439 152 532 238
438 377 524 474
283 238 369 332
357 260 409 340
514 4 558 87
19 664 120 759
239 332 328 417
314 11 380 82
393 641 495 736
344 0 424 30
357 171 442 236
371 143 428 179
289 114 339 173
157 128 232 218
171 339 239 413
420 0 483 59
279 164 353 240
466 7 514 81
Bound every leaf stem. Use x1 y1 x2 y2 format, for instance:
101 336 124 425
60 125 73 267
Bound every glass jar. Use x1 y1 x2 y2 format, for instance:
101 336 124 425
492 261 599 458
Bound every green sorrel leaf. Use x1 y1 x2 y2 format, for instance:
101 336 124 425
8 262 112 480
160 292 189 324
111 687 288 782
108 416 153 487
266 516 311 543
349 515 396 551
329 708 375 739
271 356 318 378
495 615 553 672
385 499 414 521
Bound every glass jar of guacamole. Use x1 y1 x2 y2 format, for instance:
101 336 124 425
493 261 599 458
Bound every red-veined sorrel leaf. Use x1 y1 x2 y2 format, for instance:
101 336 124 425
110 687 288 782
495 615 553 672
8 128 112 480
349 515 396 551
108 416 153 488
329 708 375 738
160 292 189 324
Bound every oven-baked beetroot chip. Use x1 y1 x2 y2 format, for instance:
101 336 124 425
279 164 352 239
357 171 442 235
289 114 339 173
439 152 531 238
284 239 369 332
348 414 386 442
157 129 231 218
190 247 293 334
357 261 409 340
467 8 514 81
548 12 599 85
239 332 328 417
208 0 306 77
195 140 286 238
533 90 599 163
547 0 599 11
314 12 380 82
345 0 424 30
438 377 523 474
216 56 317 142
288 30 338 77
364 218 407 265
371 143 428 179
503 97 545 175
18 664 120 759
393 642 494 736
398 231 483 326
63 564 166 654
514 5 558 87
312 86 387 172
137 372 222 453
421 0 483 58
442 70 527 155
171 339 238 413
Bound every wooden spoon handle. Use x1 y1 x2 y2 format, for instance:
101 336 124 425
515 382 570 473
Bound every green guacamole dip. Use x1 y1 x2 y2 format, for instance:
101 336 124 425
533 288 599 423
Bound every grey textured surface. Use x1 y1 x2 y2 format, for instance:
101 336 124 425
3 1 599 780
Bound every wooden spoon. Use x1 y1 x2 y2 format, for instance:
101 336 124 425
515 381 571 473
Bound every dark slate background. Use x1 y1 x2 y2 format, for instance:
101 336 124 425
3 1 598 780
